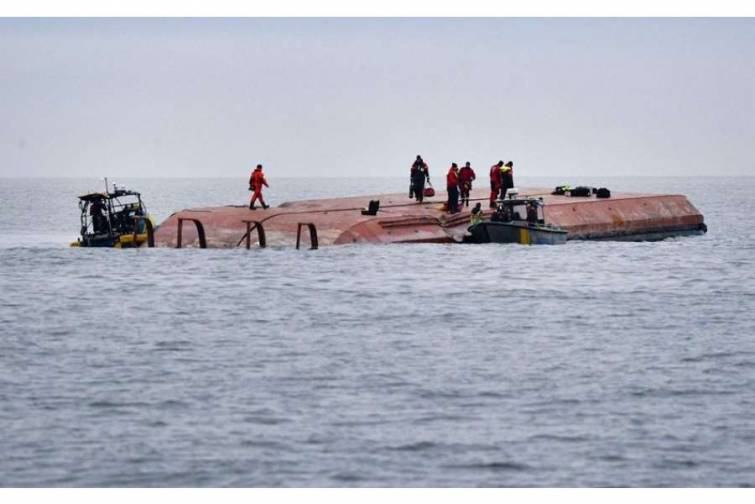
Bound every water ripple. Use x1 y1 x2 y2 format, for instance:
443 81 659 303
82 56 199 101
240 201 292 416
1 177 754 486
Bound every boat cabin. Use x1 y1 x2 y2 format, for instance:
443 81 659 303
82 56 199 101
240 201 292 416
491 197 546 225
466 196 567 245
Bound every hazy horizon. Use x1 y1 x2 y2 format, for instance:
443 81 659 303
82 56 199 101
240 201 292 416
2 18 754 178
2 174 753 179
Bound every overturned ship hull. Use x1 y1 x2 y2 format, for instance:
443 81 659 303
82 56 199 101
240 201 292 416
150 187 706 249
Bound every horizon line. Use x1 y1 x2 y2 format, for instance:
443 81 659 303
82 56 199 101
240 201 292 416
1 174 753 179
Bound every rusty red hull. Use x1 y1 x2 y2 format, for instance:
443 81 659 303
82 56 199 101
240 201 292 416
152 187 706 248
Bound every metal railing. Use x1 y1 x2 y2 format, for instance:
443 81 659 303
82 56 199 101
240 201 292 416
241 220 267 249
176 217 207 248
296 223 318 250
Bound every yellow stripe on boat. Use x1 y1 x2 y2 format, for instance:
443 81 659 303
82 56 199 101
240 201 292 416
519 227 530 245
116 232 151 248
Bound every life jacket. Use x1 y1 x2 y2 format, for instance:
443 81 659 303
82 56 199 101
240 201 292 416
470 208 483 225
446 168 459 188
459 166 476 183
490 165 502 185
252 169 267 190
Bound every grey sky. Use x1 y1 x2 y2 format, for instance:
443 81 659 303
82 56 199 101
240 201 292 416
1 18 754 177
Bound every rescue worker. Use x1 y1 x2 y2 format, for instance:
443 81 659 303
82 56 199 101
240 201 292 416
489 160 504 208
458 161 476 207
470 202 483 226
249 164 270 210
90 197 107 234
410 155 430 203
446 163 460 214
526 200 539 224
500 161 514 200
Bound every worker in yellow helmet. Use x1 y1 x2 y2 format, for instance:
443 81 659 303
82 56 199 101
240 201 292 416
500 161 514 200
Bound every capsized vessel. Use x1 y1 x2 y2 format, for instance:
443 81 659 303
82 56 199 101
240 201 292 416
148 186 706 248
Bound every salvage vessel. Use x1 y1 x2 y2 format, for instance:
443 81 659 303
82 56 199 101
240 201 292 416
71 184 155 248
466 197 568 245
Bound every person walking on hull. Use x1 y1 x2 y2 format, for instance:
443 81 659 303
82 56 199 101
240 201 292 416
447 163 460 214
459 161 476 207
249 164 270 210
410 155 430 203
489 160 504 208
500 161 514 200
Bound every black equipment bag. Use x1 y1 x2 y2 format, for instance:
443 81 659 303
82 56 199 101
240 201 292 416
569 186 592 197
596 187 611 198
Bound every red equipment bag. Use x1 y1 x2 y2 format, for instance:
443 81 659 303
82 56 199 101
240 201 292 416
423 187 435 197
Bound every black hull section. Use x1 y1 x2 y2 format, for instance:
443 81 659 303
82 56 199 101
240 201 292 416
79 236 118 247
570 225 707 242
468 222 568 245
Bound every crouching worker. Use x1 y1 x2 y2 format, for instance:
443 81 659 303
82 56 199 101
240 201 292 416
249 164 270 210
470 202 483 226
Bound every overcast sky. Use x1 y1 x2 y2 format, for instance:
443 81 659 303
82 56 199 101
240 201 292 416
1 18 754 177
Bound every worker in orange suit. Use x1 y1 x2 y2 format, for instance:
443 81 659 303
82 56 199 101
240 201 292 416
249 164 270 210
489 160 504 208
458 161 476 207
446 163 460 214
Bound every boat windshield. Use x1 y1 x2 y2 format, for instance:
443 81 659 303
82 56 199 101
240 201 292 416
79 191 146 237
108 194 145 234
494 199 543 223
510 202 527 221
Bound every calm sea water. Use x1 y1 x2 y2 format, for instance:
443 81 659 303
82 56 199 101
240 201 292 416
1 176 754 487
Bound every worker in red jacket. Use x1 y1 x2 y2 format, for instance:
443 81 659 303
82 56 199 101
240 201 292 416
249 164 270 210
458 161 476 207
446 163 460 213
489 160 504 208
